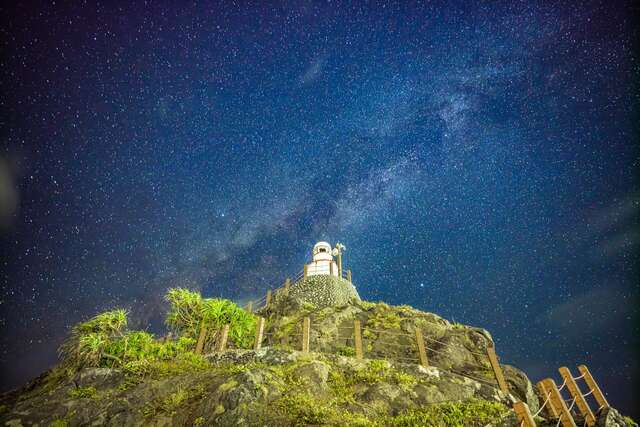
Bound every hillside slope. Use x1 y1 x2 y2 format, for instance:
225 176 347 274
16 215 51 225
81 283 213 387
0 287 634 426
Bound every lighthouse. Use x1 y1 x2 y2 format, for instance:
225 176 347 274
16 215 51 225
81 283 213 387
304 241 340 278
292 241 360 308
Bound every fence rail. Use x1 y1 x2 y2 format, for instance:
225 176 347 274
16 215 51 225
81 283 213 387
204 315 507 397
198 312 610 427
239 268 354 313
514 365 609 427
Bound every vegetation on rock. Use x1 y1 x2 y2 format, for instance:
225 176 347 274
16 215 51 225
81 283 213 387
55 288 256 386
0 285 635 426
165 287 257 349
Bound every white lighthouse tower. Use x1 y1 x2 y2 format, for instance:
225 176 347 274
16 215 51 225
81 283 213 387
304 241 339 277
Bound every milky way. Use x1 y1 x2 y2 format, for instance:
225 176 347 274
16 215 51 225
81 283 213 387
1 1 638 415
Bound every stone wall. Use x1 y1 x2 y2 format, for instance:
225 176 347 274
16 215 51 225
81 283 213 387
287 275 360 309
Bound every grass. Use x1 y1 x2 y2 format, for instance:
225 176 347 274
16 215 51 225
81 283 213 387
365 304 403 331
382 399 508 427
336 345 357 357
270 385 507 427
143 385 206 417
68 386 97 399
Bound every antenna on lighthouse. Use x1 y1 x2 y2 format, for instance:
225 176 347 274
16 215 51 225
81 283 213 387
333 243 346 277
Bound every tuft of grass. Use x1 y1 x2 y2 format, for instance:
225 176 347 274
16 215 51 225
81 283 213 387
274 393 338 427
160 388 190 415
68 386 97 399
383 399 508 427
122 352 211 385
363 304 403 340
358 301 378 311
336 345 356 357
143 385 206 418
354 360 391 384
394 371 418 391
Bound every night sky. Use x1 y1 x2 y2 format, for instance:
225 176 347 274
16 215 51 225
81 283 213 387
1 1 638 417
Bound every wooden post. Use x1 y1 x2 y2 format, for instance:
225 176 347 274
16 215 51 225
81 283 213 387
284 278 291 296
415 329 429 367
578 365 609 410
301 317 310 353
537 380 560 419
303 264 308 278
513 401 536 427
337 250 343 277
543 378 577 427
354 320 363 359
559 367 595 426
254 317 265 351
216 324 230 353
246 301 253 313
195 322 207 354
346 270 352 283
486 342 509 394
329 261 334 275
265 290 272 308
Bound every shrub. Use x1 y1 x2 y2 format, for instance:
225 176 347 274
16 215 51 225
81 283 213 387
58 309 128 369
165 288 256 349
56 289 251 379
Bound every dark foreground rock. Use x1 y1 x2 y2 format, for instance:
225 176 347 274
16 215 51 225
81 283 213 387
1 348 516 426
0 294 635 426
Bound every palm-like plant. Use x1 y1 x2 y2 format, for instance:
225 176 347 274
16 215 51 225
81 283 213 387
59 309 128 369
165 288 204 338
164 288 256 350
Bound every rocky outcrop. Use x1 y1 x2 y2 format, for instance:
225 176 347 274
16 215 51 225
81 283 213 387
0 348 516 426
597 407 639 427
259 297 540 411
0 291 635 426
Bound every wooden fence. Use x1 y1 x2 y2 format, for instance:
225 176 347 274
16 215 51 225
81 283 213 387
200 314 611 427
207 315 508 394
513 365 609 427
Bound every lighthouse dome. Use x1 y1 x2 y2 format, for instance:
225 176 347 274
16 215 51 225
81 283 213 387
312 241 333 262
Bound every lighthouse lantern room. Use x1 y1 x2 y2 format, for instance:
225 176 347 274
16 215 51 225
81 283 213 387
305 241 340 278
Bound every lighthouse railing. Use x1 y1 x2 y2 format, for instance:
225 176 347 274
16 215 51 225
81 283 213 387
241 269 304 311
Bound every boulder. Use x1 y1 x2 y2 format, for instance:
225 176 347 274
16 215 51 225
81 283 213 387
73 367 123 389
597 407 638 427
502 364 539 414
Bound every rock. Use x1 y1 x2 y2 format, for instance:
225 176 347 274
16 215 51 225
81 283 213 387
292 360 330 393
502 364 539 414
73 367 123 389
597 407 638 427
362 382 402 404
0 292 633 426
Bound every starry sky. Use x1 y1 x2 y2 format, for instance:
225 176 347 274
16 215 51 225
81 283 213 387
1 0 638 416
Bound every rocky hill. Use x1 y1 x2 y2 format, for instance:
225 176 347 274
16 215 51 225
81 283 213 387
0 284 635 426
